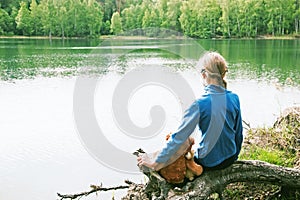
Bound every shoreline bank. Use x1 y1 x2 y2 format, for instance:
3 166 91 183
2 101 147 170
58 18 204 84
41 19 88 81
1 34 300 40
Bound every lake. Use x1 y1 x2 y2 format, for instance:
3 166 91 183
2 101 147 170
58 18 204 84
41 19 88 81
0 38 299 200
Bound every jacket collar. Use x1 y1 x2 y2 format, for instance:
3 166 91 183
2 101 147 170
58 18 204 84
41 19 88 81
204 84 227 94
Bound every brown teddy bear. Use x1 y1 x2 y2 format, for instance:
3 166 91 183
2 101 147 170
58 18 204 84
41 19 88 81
159 133 203 184
185 148 203 181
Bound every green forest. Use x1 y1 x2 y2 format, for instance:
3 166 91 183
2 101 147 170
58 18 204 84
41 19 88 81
0 0 300 38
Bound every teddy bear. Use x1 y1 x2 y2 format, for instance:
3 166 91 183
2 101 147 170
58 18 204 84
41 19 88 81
185 147 203 181
159 133 203 184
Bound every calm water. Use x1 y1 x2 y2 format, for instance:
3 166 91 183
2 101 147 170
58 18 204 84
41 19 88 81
0 38 300 200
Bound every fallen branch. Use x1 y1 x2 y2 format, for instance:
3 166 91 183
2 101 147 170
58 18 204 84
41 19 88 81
57 180 131 200
170 160 300 199
137 160 300 200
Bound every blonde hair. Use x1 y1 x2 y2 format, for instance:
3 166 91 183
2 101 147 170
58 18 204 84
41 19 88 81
199 51 228 88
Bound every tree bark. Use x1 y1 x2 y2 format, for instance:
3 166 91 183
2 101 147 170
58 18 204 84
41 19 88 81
141 160 300 200
172 160 300 199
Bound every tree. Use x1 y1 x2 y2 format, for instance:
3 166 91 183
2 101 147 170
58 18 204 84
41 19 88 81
38 0 57 37
264 0 294 35
251 0 268 36
29 0 42 35
133 4 145 29
110 11 122 34
179 1 191 36
207 0 222 37
164 0 182 31
157 0 168 28
280 0 295 35
121 5 135 31
142 9 160 29
121 3 145 31
100 0 116 22
295 0 300 34
64 0 78 37
85 0 103 36
195 0 221 38
7 6 19 35
0 7 11 35
57 2 67 38
219 0 231 37
15 1 32 35
73 0 87 36
179 0 221 38
101 20 111 35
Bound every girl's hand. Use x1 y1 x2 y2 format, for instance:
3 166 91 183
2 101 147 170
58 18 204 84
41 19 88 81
137 155 157 170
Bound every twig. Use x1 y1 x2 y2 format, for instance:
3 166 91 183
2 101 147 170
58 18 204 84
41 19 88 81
242 119 251 130
57 181 131 200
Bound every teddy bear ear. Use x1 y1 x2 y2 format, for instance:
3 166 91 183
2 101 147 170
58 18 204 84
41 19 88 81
165 132 172 141
165 134 170 141
189 137 195 145
185 152 192 160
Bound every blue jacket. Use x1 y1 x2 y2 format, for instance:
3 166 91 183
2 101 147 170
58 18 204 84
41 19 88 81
155 84 243 167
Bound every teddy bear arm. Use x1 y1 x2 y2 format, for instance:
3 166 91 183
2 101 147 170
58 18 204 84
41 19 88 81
186 159 203 176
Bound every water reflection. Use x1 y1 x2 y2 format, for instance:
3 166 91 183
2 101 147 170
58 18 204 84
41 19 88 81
0 38 299 86
199 39 300 86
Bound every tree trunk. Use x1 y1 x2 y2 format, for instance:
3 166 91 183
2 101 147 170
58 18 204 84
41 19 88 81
171 160 300 199
237 17 240 37
138 160 300 200
61 24 65 39
295 18 298 34
295 0 299 34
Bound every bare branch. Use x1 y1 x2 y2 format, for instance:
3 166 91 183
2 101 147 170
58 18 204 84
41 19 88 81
57 181 130 200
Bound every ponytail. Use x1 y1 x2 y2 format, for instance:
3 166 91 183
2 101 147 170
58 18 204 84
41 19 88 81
223 79 227 89
200 52 228 88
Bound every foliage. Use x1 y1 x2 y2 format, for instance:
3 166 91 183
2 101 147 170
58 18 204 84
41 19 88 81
0 7 12 35
4 0 104 37
1 0 300 38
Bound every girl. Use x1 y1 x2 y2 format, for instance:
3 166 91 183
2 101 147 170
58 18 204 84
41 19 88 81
138 52 243 172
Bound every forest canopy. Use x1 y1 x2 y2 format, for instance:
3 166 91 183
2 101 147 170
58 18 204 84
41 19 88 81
0 0 300 38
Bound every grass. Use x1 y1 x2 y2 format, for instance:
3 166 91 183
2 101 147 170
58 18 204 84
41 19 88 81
240 146 296 167
240 125 299 168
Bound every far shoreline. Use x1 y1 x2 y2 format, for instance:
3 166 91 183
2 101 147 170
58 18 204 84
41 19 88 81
0 34 299 40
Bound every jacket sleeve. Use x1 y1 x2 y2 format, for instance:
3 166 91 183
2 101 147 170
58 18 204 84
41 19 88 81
155 101 200 163
234 98 243 159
